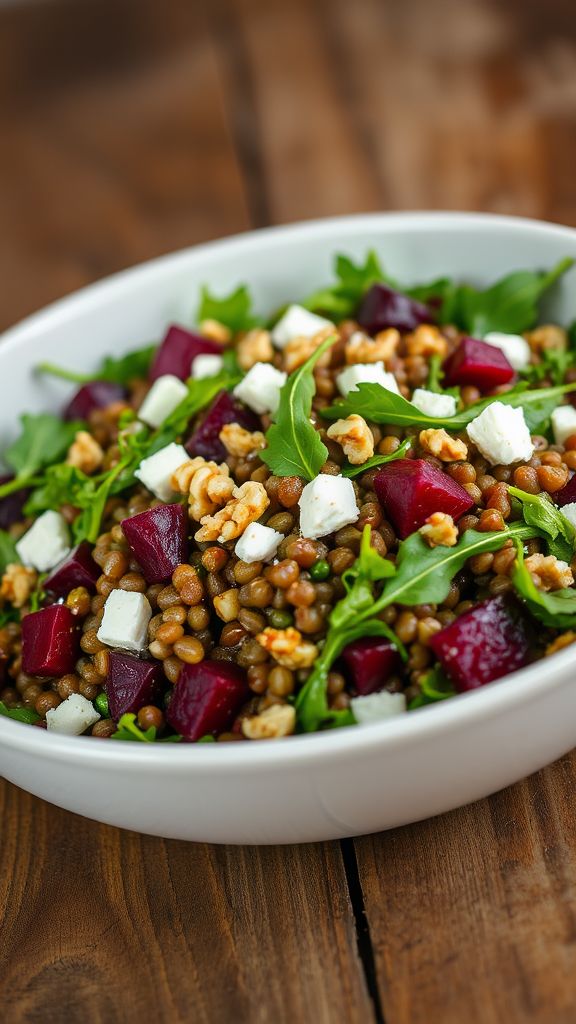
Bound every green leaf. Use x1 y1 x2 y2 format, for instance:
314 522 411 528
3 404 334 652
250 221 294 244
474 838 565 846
0 701 40 724
511 541 576 628
508 485 575 561
0 530 19 575
197 284 261 333
409 666 455 709
520 347 576 388
341 438 411 478
24 464 91 516
426 353 443 393
155 371 239 442
37 344 156 385
110 713 157 742
260 334 338 480
3 414 82 487
303 250 387 319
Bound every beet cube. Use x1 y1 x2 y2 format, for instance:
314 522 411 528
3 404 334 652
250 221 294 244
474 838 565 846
44 541 100 598
64 381 126 421
166 660 250 741
374 459 474 538
121 504 188 584
442 337 515 391
149 324 222 382
429 595 531 692
106 651 164 720
341 637 402 695
554 474 576 508
357 284 434 334
0 475 30 530
185 390 260 462
22 605 79 677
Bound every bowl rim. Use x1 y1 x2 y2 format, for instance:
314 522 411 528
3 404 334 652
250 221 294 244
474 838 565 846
2 209 576 770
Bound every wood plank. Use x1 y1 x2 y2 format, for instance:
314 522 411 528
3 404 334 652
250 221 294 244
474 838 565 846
0 782 374 1024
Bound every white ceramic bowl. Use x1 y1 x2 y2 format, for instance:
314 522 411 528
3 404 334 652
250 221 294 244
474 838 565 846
2 212 576 845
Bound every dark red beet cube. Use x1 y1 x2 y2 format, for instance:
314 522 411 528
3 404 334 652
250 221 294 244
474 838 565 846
0 475 30 530
44 541 100 598
166 660 250 741
149 324 222 382
374 459 474 539
554 474 576 508
106 652 164 720
341 637 402 695
22 605 79 677
185 390 260 462
64 381 126 421
429 595 531 692
357 284 434 334
442 336 514 391
121 504 188 584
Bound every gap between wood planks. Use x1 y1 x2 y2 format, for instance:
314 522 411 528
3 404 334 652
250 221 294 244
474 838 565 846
341 839 386 1024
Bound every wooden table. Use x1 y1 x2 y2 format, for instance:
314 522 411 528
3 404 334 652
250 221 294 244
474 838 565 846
2 2 576 1020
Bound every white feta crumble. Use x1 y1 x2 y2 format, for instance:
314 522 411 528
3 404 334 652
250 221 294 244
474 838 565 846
551 405 576 446
233 362 287 415
15 510 71 572
336 362 400 397
411 388 457 418
351 691 407 725
97 589 153 654
191 353 224 379
483 331 531 371
46 693 101 736
466 401 533 465
271 304 332 349
561 502 576 529
235 522 283 563
298 474 359 540
137 374 189 428
135 442 189 501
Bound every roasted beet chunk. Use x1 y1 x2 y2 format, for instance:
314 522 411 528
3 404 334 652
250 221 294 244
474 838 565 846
341 637 402 695
0 475 30 530
374 459 474 539
22 605 79 677
429 595 531 692
106 652 164 720
44 541 100 598
64 381 126 421
442 337 515 391
554 474 576 508
357 284 434 334
166 660 250 741
121 504 188 584
150 324 222 381
185 390 260 462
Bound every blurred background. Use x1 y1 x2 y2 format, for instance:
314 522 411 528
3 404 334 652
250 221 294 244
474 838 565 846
1 0 575 331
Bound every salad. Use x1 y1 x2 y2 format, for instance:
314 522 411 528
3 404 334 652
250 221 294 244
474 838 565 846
1 250 576 743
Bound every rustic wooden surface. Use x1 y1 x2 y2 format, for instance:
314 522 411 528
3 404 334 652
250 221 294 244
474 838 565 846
2 1 576 1021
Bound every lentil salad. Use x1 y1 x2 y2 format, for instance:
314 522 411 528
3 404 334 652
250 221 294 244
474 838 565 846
2 250 576 742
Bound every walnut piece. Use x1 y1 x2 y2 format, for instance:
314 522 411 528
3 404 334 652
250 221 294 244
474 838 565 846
326 414 374 465
219 422 266 458
241 703 296 740
256 626 318 669
546 631 576 656
66 430 104 475
0 563 38 608
195 481 270 542
525 324 567 353
525 553 574 592
199 318 232 344
237 329 274 370
172 457 235 521
282 327 334 373
345 329 400 365
419 512 458 548
406 325 448 357
419 428 467 462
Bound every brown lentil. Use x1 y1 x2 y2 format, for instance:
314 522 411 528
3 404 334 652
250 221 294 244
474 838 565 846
172 636 205 664
118 572 147 593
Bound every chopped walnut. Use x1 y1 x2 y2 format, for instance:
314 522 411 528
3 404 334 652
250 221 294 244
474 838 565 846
0 563 38 608
546 631 576 657
241 703 296 740
172 457 235 521
219 422 266 458
237 329 274 370
199 319 232 345
195 481 270 543
525 553 574 592
326 414 374 465
256 626 318 670
282 327 334 374
419 428 467 462
66 430 104 475
525 324 567 353
345 329 400 366
406 325 448 358
419 512 458 548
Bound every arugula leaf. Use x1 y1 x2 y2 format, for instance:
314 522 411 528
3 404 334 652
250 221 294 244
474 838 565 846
341 439 412 478
0 530 19 574
24 464 91 516
303 251 387 319
1 414 82 498
197 284 261 333
511 541 576 628
426 354 443 393
520 347 576 388
508 485 575 560
0 701 40 724
155 371 239 443
37 344 156 386
261 334 338 480
409 666 455 709
110 713 157 742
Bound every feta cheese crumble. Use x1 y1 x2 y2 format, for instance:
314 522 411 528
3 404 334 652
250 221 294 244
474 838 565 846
351 691 407 725
135 442 189 502
271 304 332 349
336 362 400 397
191 353 224 379
561 503 576 529
137 374 189 429
411 388 457 418
233 362 287 415
15 510 71 572
235 522 283 563
483 331 531 371
46 693 101 736
97 589 153 654
551 405 576 446
466 401 534 465
298 474 359 540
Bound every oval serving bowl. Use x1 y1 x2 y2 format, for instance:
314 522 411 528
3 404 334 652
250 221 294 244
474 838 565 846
1 211 576 845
